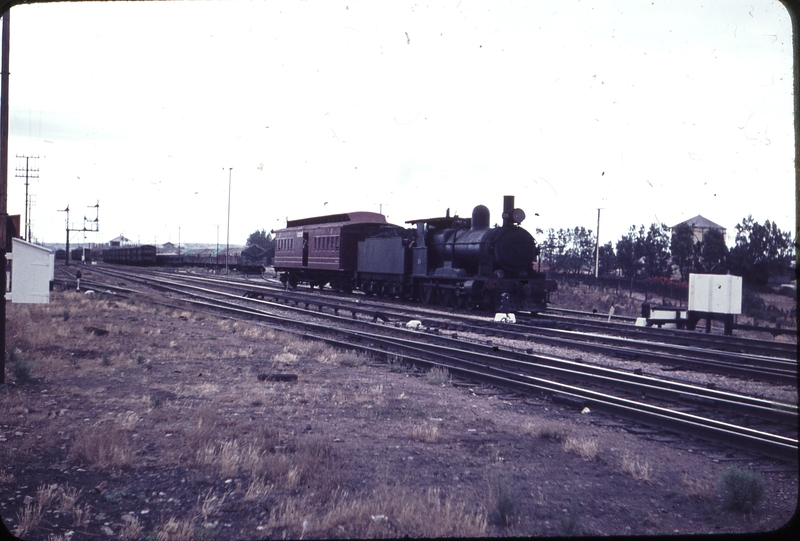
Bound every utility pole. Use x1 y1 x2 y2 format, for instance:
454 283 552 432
58 206 70 265
1 9 10 384
595 208 603 279
226 168 232 274
15 155 38 241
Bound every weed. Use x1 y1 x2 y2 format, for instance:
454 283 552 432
198 489 227 521
536 423 568 443
489 479 517 527
718 466 765 512
14 499 42 537
425 365 452 386
621 453 653 482
36 483 60 508
244 475 273 501
119 516 143 540
68 424 135 469
136 354 146 364
62 309 71 321
563 436 598 460
101 352 112 366
58 485 81 512
0 469 14 484
72 502 91 528
682 473 714 501
388 356 409 373
156 517 198 541
411 423 440 443
337 351 368 367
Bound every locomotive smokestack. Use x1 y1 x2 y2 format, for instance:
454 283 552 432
502 196 514 228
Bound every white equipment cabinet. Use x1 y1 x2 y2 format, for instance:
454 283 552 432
6 238 55 304
688 274 742 314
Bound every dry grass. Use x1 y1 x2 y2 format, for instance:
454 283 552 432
621 454 654 482
14 500 43 537
281 486 488 539
411 423 440 443
155 517 198 541
68 422 136 469
36 483 60 508
535 423 569 443
243 475 273 501
0 469 14 484
120 516 144 540
57 485 81 513
682 473 715 501
198 489 229 522
563 436 599 460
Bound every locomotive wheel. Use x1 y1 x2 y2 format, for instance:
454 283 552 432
463 296 476 311
437 287 453 308
421 285 434 305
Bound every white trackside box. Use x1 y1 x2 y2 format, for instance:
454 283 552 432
688 274 742 314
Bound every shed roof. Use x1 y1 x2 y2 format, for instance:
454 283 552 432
672 215 725 230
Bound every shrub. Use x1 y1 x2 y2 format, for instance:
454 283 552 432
718 467 765 512
425 365 451 386
11 357 34 384
536 424 568 443
489 480 516 527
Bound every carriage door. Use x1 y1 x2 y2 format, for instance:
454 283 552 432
302 232 309 267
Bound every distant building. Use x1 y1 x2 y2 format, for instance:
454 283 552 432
109 235 132 247
161 242 176 254
671 215 726 244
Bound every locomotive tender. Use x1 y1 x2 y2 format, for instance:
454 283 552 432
274 196 557 313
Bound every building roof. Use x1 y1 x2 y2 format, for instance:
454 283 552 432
672 215 725 230
109 235 131 243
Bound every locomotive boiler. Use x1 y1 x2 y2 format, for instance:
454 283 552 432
404 195 554 312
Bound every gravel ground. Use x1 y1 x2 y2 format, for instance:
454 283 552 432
0 280 796 539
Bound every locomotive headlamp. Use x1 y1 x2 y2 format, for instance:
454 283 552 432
512 208 526 224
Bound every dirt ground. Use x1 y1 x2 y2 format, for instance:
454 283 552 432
0 287 797 540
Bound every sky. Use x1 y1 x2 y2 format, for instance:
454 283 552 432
3 0 795 249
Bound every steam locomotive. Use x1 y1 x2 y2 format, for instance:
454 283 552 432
273 196 557 313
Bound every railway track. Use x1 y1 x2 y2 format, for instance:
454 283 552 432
59 266 799 462
122 269 797 385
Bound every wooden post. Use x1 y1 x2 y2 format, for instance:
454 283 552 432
0 10 10 383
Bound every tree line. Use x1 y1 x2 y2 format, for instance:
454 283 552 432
536 215 796 285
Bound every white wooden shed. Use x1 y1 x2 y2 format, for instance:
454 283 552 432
6 238 55 304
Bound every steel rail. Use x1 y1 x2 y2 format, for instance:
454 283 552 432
91 267 798 384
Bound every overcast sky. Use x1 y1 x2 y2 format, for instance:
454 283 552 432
4 0 795 249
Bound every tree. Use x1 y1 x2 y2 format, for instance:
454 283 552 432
728 215 794 285
246 229 275 264
670 222 696 280
615 226 640 278
643 223 672 278
598 241 616 276
699 228 728 273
